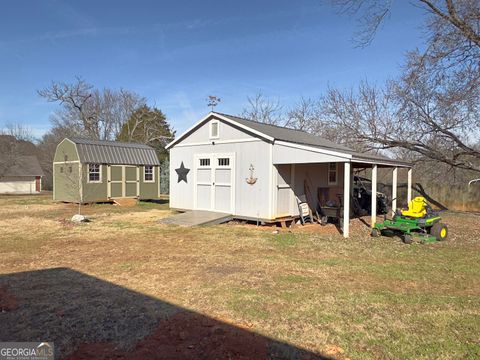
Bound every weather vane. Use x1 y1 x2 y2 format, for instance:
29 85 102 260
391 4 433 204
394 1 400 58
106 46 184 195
206 95 221 111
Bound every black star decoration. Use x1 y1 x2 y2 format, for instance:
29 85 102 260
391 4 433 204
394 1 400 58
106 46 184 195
175 161 190 183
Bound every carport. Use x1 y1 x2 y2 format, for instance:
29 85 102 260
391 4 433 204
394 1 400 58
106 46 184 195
167 112 413 238
272 140 413 238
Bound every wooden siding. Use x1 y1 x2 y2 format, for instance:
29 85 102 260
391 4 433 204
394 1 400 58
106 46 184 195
54 139 79 162
169 119 272 219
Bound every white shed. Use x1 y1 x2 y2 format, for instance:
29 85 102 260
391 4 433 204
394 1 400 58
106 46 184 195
167 112 412 237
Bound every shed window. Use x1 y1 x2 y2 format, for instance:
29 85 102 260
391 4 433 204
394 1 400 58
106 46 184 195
144 165 154 182
60 166 64 174
88 164 101 182
199 158 210 167
218 158 230 167
210 121 219 138
328 163 337 185
68 166 72 173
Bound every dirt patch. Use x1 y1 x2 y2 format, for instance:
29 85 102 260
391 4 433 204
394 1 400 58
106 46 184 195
230 218 371 236
230 221 342 235
67 312 269 360
0 286 19 312
292 223 341 235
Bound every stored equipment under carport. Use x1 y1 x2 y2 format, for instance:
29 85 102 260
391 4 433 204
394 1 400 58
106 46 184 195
371 197 448 244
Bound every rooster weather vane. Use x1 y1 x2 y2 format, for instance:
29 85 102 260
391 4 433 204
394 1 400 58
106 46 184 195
245 164 257 185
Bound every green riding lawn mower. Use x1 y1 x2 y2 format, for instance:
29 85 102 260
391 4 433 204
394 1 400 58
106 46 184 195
371 196 448 244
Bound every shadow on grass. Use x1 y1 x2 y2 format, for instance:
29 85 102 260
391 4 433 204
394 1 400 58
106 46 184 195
142 199 169 205
0 268 332 360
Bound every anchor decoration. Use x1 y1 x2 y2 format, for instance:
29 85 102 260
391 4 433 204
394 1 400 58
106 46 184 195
245 164 258 185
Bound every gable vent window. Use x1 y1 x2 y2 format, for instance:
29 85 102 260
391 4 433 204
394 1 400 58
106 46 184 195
64 155 68 162
328 163 337 185
199 158 210 167
88 164 101 182
144 165 154 182
218 158 230 167
210 120 219 139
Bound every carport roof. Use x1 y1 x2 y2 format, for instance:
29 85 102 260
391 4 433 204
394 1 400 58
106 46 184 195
68 138 160 166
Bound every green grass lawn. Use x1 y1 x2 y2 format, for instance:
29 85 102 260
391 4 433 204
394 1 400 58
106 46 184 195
0 194 479 359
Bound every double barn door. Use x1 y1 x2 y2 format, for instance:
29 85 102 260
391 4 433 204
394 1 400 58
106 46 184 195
108 165 139 198
194 153 234 213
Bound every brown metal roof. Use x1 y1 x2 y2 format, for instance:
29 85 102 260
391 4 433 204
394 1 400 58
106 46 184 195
69 138 160 166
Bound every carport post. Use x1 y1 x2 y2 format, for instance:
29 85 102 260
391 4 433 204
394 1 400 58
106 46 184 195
392 167 398 217
343 162 350 238
371 164 378 227
407 168 412 204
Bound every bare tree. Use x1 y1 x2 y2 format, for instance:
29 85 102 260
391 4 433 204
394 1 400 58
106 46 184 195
322 0 480 173
38 77 146 140
241 92 284 125
329 0 393 47
329 0 480 50
285 97 326 134
319 81 400 153
2 123 35 142
319 74 480 172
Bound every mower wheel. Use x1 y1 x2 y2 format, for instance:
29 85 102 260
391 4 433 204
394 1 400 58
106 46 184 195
403 234 413 244
431 222 448 241
371 228 381 237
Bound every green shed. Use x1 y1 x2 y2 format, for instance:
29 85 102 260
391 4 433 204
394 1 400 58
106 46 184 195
53 138 161 203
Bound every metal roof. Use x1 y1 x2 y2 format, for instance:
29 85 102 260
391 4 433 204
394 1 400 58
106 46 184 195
167 112 412 167
218 113 354 152
1 156 44 177
69 138 160 165
214 113 412 167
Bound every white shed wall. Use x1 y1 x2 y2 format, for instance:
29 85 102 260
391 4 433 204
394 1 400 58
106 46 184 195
169 119 273 219
178 118 258 144
273 143 349 164
170 116 354 220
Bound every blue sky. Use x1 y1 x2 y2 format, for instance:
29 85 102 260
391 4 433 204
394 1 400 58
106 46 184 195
0 0 426 139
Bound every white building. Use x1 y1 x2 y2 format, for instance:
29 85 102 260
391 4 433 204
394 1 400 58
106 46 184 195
0 156 44 194
167 112 412 237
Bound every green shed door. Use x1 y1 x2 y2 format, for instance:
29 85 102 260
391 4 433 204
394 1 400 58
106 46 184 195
125 166 138 197
108 165 138 198
110 165 123 197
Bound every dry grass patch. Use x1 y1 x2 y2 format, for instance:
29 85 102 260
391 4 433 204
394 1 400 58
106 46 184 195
0 194 479 359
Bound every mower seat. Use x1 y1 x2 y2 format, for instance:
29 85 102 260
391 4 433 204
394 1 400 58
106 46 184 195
401 197 427 218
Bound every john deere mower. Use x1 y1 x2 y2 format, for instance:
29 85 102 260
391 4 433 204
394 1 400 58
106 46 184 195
371 196 448 244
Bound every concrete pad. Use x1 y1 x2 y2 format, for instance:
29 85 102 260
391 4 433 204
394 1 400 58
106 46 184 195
158 210 232 226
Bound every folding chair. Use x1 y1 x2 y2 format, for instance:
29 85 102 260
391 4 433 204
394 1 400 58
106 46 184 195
296 194 312 225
